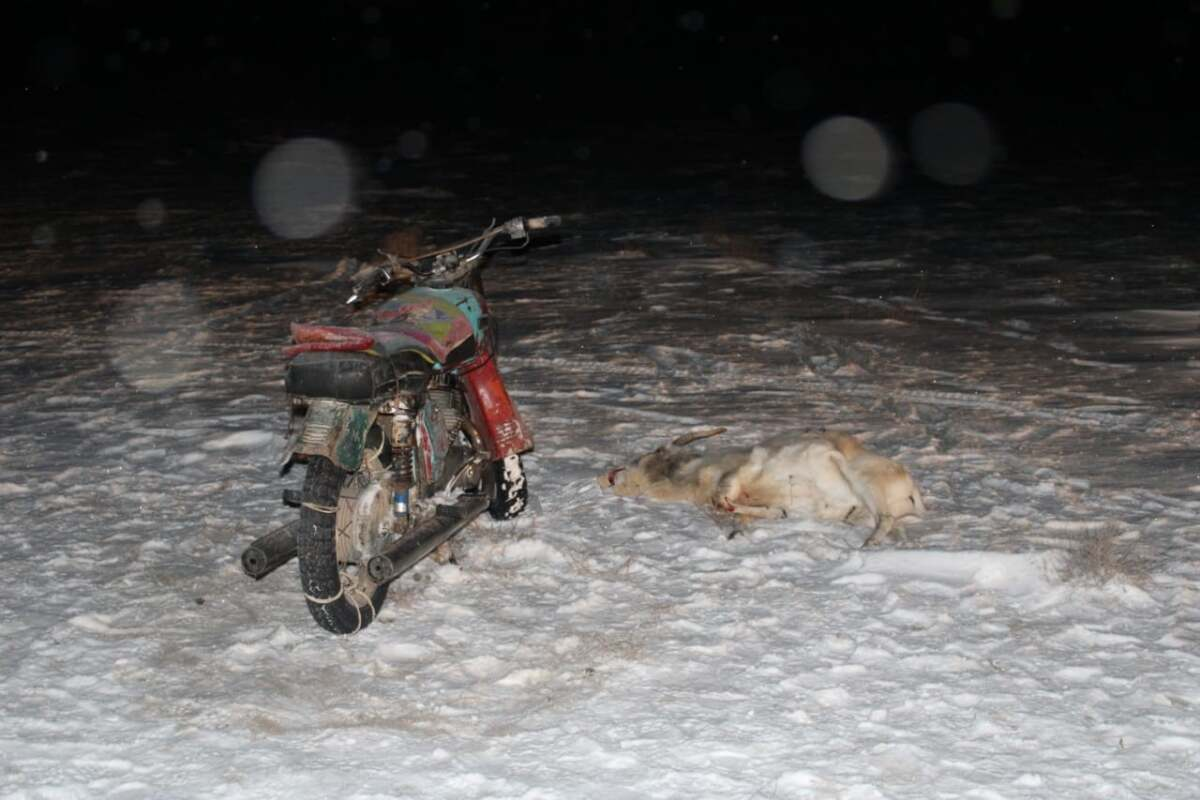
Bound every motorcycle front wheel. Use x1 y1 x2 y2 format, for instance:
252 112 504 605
488 453 529 520
297 456 389 635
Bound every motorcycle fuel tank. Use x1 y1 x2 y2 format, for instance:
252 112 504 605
371 287 486 368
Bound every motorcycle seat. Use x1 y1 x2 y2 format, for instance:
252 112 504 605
284 323 438 402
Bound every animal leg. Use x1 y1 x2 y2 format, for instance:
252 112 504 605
723 502 787 520
711 468 742 515
706 504 784 541
701 505 743 539
862 513 895 548
710 465 785 521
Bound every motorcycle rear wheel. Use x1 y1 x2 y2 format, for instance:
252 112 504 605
297 456 389 635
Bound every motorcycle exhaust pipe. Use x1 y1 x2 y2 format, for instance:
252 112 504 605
241 520 301 579
367 495 490 585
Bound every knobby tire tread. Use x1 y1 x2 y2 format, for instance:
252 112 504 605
488 455 529 521
297 456 388 634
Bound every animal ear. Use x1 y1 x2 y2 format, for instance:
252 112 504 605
670 427 727 447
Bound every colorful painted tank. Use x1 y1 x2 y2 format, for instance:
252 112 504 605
372 287 488 368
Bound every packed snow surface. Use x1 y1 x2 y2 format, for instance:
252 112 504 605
2 129 1200 798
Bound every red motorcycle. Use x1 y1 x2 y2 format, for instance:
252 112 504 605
241 215 558 634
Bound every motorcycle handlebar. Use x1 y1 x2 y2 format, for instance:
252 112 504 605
498 215 560 240
525 215 561 231
346 214 561 302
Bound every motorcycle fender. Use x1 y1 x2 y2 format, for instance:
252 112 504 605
291 399 375 471
461 355 533 459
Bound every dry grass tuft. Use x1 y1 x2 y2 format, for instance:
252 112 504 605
1056 524 1150 588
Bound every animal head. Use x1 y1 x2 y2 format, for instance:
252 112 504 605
824 431 925 521
598 428 727 498
891 476 926 520
598 444 685 497
866 458 925 523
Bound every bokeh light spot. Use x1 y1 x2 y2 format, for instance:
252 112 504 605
32 224 55 247
765 68 814 112
136 198 167 230
368 36 392 61
252 137 355 240
678 10 705 33
801 116 895 202
31 36 80 86
107 281 210 394
398 129 429 160
910 102 995 186
991 0 1022 20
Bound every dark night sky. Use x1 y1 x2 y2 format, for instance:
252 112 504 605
9 1 1200 159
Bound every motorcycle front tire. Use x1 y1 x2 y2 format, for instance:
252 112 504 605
297 456 388 635
488 453 529 521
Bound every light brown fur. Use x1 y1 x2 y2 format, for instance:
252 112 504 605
599 430 925 547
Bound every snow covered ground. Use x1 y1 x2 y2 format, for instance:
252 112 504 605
3 125 1200 798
